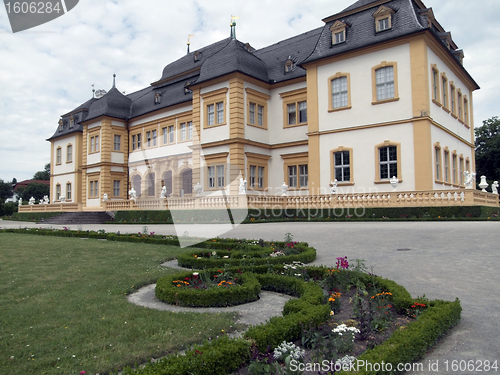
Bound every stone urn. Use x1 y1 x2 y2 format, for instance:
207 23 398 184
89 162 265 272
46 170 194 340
478 176 488 192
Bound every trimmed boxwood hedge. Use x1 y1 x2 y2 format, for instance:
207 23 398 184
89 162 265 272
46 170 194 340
108 206 499 225
155 271 261 307
176 242 316 269
8 211 66 222
121 336 252 375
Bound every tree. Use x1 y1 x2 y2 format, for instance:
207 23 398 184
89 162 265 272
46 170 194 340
475 116 500 183
18 182 50 202
0 179 13 200
33 163 51 181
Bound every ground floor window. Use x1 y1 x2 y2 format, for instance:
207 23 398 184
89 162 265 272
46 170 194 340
89 180 99 198
182 168 192 194
379 146 397 180
113 180 120 197
288 164 308 188
249 165 265 189
208 165 224 189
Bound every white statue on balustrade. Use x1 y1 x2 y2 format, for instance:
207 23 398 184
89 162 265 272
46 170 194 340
60 195 65 203
239 178 247 195
330 179 338 195
102 193 108 202
129 187 137 201
390 176 399 190
492 181 499 195
463 171 476 189
194 182 203 196
160 186 167 199
29 197 35 205
43 195 49 204
18 198 22 207
280 182 288 196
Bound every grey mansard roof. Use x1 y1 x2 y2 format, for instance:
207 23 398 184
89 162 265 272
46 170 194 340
302 0 426 65
85 87 132 122
195 38 269 85
50 0 478 141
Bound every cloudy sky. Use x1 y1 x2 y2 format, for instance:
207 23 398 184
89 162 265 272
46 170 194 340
0 0 499 182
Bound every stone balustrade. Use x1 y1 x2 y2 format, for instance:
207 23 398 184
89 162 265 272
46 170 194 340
18 188 499 213
18 202 81 212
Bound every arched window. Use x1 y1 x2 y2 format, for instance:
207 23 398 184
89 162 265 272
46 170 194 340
132 175 142 197
162 171 173 196
182 169 192 194
147 173 155 197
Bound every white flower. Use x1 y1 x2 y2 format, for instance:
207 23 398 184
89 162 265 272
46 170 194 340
211 251 216 256
336 355 356 366
10 356 14 360
193 272 199 276
223 256 229 258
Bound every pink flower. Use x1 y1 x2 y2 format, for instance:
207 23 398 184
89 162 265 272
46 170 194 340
80 371 86 375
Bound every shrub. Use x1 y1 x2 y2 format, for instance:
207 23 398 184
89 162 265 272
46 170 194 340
155 271 261 307
123 336 252 375
177 243 316 269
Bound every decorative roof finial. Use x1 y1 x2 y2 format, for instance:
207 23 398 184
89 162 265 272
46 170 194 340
230 15 239 39
92 84 95 98
187 34 194 54
112 74 116 88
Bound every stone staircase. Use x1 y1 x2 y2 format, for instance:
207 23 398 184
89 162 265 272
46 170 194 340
37 212 114 225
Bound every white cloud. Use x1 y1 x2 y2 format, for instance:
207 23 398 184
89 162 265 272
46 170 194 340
0 0 498 181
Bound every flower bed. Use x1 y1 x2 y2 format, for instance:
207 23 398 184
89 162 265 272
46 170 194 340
155 270 261 307
127 259 461 375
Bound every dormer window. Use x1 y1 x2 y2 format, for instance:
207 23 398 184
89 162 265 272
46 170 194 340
378 18 390 31
154 92 162 105
58 119 64 132
330 21 348 45
440 33 452 49
69 116 74 128
373 5 394 32
194 51 201 62
284 59 295 73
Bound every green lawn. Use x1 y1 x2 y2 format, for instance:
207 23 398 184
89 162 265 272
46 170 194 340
0 233 242 375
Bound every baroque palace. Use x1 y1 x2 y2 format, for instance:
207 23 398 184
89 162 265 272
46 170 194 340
39 0 499 213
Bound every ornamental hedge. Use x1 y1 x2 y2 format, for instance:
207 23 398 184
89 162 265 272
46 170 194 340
106 206 499 224
155 271 261 307
128 265 461 375
176 242 316 269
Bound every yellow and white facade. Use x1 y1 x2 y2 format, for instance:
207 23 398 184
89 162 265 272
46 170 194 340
46 0 485 211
